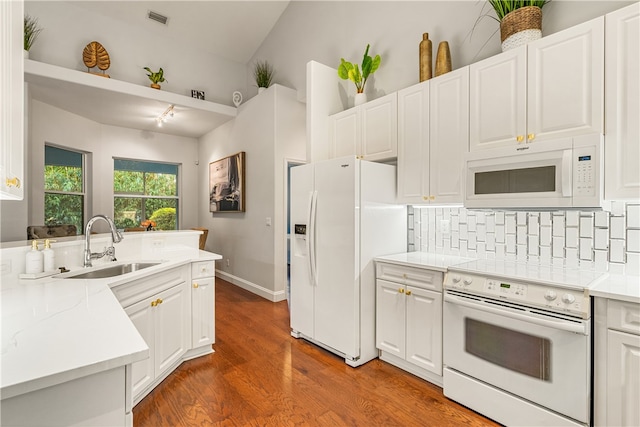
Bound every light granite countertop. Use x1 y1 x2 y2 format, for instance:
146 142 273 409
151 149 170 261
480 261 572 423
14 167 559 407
1 249 221 400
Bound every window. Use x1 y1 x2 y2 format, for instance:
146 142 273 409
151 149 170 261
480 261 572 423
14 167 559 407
113 159 179 230
44 145 85 232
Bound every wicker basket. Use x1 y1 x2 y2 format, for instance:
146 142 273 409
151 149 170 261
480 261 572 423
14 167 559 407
500 6 542 51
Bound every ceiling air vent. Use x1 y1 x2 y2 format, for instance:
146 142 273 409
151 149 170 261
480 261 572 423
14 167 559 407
147 10 169 25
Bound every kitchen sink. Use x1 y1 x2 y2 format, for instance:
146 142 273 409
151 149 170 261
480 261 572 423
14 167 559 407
62 262 161 279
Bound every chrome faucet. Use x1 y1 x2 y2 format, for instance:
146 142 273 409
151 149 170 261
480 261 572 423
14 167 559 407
84 214 123 267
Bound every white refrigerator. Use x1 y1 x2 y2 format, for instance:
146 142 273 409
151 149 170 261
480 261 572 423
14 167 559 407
290 156 406 367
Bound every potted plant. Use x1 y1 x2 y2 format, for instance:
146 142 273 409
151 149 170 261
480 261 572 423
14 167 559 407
253 60 274 93
144 67 167 90
24 15 43 57
488 0 550 51
337 44 381 106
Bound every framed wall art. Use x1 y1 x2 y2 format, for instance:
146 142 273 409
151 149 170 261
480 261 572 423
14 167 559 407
209 151 245 212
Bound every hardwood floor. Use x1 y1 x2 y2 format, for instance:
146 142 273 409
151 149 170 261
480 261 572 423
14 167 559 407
133 279 499 426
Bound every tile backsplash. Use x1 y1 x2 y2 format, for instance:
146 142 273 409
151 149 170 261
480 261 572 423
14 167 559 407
408 201 640 275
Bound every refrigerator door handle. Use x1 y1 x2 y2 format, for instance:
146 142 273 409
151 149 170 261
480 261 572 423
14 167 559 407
308 190 318 287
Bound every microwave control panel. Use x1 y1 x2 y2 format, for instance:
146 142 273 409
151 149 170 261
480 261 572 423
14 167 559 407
574 145 596 197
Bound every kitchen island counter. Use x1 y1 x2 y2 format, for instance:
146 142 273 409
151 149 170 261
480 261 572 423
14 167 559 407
1 236 220 400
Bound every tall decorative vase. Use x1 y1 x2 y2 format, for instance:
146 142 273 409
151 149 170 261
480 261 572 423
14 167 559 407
354 93 367 107
419 33 432 82
434 41 452 77
500 6 542 52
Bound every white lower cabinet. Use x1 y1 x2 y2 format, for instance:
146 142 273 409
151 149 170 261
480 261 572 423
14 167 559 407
125 281 190 399
376 262 443 385
594 297 640 426
191 261 216 348
113 261 216 404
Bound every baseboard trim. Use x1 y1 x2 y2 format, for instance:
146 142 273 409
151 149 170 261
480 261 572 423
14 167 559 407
216 271 286 302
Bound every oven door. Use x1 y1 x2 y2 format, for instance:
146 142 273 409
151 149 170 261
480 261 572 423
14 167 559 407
465 138 573 209
443 291 591 424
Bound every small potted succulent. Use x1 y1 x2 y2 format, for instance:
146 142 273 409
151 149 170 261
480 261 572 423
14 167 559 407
24 15 43 57
338 44 381 106
144 67 167 89
253 60 274 93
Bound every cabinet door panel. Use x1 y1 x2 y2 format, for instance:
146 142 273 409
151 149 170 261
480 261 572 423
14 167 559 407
469 46 526 151
605 3 640 199
376 280 405 357
0 0 24 200
192 278 215 348
397 82 429 204
155 284 189 375
329 109 359 158
607 330 640 427
429 67 468 204
527 17 604 141
125 299 155 398
361 93 397 161
406 286 442 375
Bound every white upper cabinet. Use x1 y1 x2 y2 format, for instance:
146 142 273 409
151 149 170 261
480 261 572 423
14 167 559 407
469 17 604 151
0 0 24 200
469 46 526 151
397 81 430 204
329 107 359 159
528 17 604 142
329 92 397 161
397 68 468 205
429 67 468 204
604 2 640 200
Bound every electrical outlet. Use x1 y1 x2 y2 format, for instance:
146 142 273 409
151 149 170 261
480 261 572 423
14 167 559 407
1 259 12 275
266 217 272 226
226 259 230 267
439 219 451 235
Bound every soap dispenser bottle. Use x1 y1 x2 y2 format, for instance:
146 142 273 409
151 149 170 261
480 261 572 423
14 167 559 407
25 240 44 274
43 239 56 272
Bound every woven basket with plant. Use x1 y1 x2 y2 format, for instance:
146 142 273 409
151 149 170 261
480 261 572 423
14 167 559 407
488 0 550 51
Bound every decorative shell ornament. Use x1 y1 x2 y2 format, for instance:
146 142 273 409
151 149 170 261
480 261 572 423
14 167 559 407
83 41 111 78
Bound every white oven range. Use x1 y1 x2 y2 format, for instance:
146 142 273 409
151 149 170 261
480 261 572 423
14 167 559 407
443 260 606 427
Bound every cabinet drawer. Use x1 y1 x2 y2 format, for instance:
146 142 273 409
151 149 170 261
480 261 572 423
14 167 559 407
376 262 443 292
191 261 214 279
608 300 640 335
113 266 187 308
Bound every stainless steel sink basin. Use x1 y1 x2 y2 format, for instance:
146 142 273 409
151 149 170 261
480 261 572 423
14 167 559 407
63 262 161 279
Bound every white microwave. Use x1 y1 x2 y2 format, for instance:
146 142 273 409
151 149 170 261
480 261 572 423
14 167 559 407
464 133 604 209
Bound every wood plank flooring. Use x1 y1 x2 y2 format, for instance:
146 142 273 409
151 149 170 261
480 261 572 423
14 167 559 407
133 278 499 426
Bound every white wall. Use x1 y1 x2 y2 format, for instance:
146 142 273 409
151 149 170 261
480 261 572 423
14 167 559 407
198 85 305 299
249 1 634 102
24 1 248 106
27 100 200 233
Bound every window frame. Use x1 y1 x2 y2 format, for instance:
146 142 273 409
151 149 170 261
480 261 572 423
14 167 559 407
44 144 87 233
113 158 180 230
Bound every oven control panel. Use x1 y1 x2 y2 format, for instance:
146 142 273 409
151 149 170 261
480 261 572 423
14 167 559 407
445 273 589 317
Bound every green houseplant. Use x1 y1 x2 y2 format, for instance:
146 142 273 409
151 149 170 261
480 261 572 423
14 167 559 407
24 15 43 53
253 60 274 92
144 67 167 89
338 44 381 95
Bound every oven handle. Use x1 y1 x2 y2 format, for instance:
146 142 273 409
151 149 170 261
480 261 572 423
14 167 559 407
444 293 588 335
